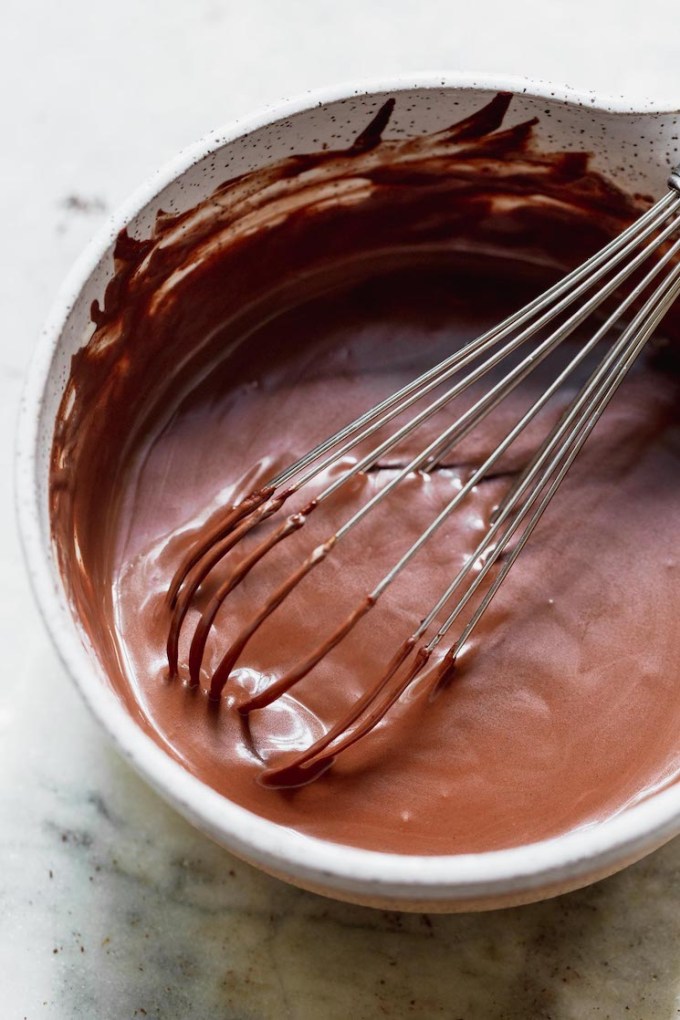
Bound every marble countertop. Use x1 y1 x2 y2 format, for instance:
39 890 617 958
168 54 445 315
2 1 679 1016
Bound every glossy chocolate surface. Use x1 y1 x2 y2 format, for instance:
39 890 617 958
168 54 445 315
51 95 680 853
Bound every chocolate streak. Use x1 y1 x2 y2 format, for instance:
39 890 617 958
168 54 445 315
50 95 680 854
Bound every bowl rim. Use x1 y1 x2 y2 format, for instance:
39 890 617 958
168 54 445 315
16 70 680 902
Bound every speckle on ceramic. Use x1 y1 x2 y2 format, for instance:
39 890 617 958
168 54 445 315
16 73 680 912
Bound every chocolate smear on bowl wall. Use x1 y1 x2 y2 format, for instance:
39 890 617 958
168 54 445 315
50 95 680 854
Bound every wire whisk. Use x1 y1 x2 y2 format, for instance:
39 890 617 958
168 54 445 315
166 164 680 787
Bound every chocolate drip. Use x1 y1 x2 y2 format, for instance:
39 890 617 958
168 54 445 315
348 97 396 154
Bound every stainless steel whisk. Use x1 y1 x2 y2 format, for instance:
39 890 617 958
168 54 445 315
167 165 680 787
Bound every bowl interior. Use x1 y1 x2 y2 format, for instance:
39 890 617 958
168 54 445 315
21 77 680 908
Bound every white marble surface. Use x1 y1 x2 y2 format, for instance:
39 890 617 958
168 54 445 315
2 1 680 1016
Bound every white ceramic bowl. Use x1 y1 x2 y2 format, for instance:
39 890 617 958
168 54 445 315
16 73 680 911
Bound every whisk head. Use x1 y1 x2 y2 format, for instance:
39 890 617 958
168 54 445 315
166 168 680 787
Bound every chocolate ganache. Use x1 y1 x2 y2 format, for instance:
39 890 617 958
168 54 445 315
51 94 680 854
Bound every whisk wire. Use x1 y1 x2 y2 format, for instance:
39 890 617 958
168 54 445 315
432 255 680 660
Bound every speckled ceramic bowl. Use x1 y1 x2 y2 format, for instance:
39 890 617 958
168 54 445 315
16 73 680 911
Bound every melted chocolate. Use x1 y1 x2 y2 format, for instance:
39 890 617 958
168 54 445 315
50 95 680 854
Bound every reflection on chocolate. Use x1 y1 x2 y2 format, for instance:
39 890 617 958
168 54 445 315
51 95 680 854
